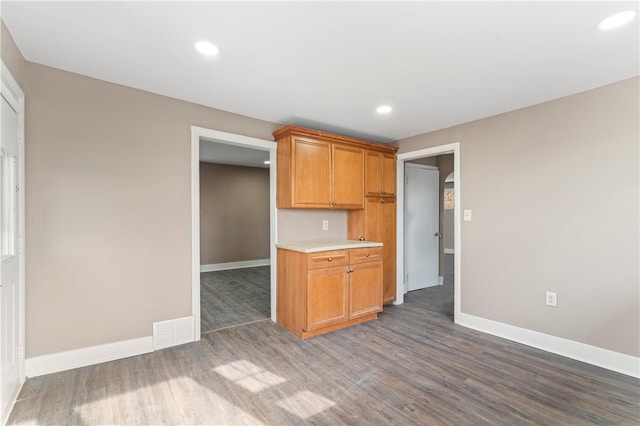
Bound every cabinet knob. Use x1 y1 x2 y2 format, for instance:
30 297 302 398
327 257 333 262
365 253 370 257
380 199 385 204
347 269 354 273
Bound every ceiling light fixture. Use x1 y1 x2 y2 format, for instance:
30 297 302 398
376 105 392 114
195 41 219 56
597 10 636 30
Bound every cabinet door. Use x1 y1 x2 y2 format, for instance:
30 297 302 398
363 196 381 241
382 154 396 197
365 151 383 197
291 136 332 207
349 261 383 319
306 266 349 331
332 144 364 209
380 198 397 303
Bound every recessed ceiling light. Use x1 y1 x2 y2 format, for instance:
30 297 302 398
376 105 392 114
264 160 271 165
597 10 636 31
195 41 219 56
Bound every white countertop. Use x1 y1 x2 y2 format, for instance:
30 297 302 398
276 239 383 253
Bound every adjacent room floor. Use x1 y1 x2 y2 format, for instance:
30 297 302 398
8 257 639 425
200 266 270 333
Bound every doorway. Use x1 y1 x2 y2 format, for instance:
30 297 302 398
199 152 271 333
396 143 461 324
190 127 277 339
0 62 25 423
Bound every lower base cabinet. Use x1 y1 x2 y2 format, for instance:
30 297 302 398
277 247 383 338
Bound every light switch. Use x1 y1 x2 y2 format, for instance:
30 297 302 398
463 209 472 221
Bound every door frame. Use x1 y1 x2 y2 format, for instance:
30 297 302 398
190 126 277 339
404 163 440 293
396 143 461 324
1 60 26 418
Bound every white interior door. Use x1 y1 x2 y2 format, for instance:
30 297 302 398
1 92 22 419
404 163 439 292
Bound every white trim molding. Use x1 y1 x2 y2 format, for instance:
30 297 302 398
0 382 22 426
459 313 640 378
25 337 153 378
1 61 27 424
200 258 270 272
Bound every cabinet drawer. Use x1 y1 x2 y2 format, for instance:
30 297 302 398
307 251 348 269
349 247 383 264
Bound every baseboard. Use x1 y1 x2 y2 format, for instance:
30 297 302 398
1 381 23 426
25 336 153 378
200 258 270 272
458 313 640 378
444 248 454 254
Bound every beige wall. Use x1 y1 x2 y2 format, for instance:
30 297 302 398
24 63 279 357
277 209 347 242
1 20 25 89
397 77 639 357
199 162 270 264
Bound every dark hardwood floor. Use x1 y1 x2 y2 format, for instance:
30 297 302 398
8 255 639 425
200 266 270 333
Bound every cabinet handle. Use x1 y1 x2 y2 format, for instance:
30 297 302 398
327 257 333 262
347 269 354 273
380 199 385 204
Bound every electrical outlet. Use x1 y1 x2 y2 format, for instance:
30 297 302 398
546 291 557 307
463 209 472 221
322 220 329 231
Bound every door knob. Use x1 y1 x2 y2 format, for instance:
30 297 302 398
434 232 442 239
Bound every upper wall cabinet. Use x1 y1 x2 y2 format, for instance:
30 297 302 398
365 152 397 198
275 126 397 209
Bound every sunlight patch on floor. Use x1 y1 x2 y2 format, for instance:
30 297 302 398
72 376 265 425
277 390 336 419
213 360 287 393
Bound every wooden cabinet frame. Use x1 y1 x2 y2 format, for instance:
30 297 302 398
275 126 396 209
274 124 399 308
365 151 396 198
277 247 383 339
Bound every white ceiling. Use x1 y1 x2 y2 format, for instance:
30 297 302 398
199 139 269 168
3 1 639 143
